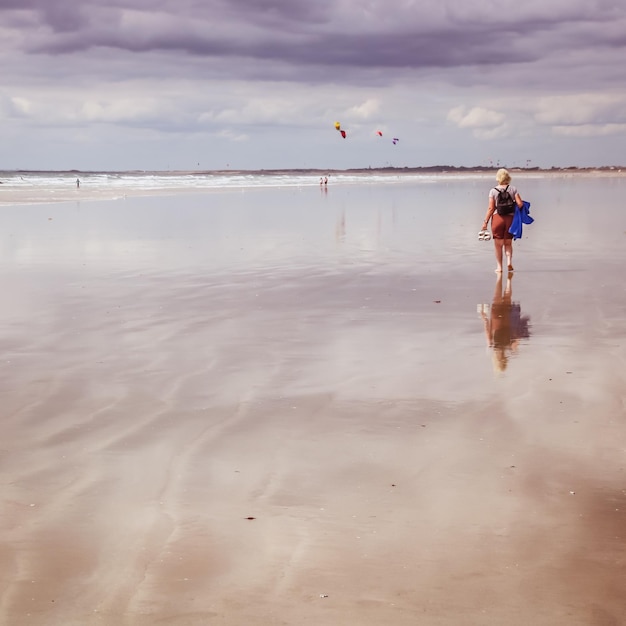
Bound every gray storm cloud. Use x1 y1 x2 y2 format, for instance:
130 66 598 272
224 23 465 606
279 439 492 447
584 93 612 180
1 0 625 169
4 0 624 78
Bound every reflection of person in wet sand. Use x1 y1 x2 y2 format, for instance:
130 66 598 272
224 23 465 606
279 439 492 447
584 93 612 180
335 210 346 242
480 272 531 372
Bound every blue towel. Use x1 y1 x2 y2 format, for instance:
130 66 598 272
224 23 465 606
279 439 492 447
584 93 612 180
509 201 534 240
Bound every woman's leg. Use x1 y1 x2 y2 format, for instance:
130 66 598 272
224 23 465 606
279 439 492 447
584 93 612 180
504 239 513 271
493 239 504 272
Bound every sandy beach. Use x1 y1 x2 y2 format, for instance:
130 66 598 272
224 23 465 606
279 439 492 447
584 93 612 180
1 174 625 625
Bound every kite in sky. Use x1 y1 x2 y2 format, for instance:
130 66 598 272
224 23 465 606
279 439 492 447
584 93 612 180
334 122 397 142
376 129 399 144
334 121 347 138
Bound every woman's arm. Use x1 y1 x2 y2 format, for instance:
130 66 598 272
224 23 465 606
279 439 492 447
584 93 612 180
482 196 496 230
515 192 523 208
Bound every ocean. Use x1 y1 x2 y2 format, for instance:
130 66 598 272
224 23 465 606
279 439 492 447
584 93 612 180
0 167 570 201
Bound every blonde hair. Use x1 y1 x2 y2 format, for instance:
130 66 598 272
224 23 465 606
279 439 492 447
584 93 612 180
496 168 511 185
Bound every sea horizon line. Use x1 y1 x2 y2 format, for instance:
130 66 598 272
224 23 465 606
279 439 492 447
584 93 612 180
1 164 624 176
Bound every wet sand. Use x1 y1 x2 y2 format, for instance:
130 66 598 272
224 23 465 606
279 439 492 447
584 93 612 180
1 178 625 625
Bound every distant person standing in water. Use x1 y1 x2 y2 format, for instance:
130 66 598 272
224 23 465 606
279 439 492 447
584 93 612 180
76 178 80 188
480 168 523 273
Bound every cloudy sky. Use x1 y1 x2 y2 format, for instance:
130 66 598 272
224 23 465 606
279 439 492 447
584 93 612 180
1 0 625 171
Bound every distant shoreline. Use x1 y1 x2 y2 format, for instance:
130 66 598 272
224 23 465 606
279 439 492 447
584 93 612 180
2 166 625 207
1 165 625 176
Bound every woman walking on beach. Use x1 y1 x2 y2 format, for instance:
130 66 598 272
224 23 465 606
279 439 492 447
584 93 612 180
481 168 524 273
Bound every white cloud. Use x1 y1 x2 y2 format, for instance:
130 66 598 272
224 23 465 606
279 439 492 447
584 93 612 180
447 105 508 139
552 123 626 137
79 98 163 123
10 96 33 116
447 106 505 128
216 128 249 142
534 93 626 126
347 99 380 120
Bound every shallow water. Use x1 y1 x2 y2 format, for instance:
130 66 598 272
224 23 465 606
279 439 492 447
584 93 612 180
1 176 625 387
2 174 624 267
1 176 625 625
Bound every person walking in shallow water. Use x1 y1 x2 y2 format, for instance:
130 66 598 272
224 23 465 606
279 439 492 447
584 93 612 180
481 168 523 273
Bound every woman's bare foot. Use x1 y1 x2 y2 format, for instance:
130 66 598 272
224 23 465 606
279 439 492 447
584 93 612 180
508 264 514 272
495 268 503 273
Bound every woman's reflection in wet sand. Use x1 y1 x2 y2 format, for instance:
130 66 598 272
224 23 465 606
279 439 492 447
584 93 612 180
480 272 531 372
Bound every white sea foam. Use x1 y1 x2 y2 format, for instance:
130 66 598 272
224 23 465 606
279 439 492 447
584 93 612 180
0 169 485 194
